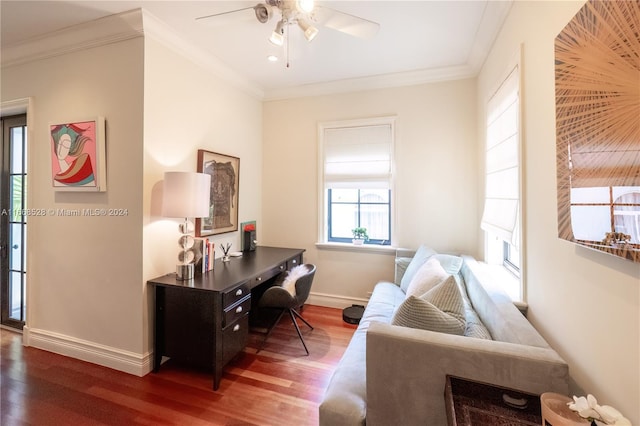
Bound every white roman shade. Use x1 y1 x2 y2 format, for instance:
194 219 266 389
481 67 521 247
323 124 392 189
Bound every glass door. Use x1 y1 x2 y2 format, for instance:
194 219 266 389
1 114 27 330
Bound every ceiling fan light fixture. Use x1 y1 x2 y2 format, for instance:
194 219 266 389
269 20 285 46
296 0 315 14
298 19 318 42
254 3 273 23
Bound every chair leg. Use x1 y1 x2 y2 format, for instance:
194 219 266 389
258 308 286 353
291 308 313 330
288 309 310 355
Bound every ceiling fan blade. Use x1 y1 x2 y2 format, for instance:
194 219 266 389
195 6 254 22
314 6 380 39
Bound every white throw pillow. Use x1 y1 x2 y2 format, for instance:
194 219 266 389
281 265 309 297
404 257 448 298
399 245 437 292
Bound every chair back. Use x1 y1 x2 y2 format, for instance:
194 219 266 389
293 264 316 305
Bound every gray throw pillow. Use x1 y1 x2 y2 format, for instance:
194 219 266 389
392 276 466 335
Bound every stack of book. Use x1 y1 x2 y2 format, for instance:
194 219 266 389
194 238 215 274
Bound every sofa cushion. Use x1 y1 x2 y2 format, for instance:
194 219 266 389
404 257 448 297
319 281 405 426
434 254 463 275
391 276 466 335
399 245 437 292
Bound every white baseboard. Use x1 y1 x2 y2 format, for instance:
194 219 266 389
23 326 152 377
307 292 369 309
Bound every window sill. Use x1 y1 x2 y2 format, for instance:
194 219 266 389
482 263 527 312
315 242 396 255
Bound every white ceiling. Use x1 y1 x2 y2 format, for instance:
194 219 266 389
0 0 511 99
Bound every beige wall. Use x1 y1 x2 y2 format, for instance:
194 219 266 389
1 38 146 355
478 1 639 422
142 36 264 351
262 80 478 305
0 19 263 374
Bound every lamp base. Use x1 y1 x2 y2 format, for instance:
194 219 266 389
176 263 194 281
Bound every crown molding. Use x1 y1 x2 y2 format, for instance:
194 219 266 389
140 10 264 100
1 9 145 68
0 8 264 100
262 64 477 101
467 0 513 73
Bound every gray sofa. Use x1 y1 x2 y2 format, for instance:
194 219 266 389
319 248 569 426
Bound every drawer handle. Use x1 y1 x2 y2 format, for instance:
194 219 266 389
233 324 240 332
256 276 262 282
279 265 285 270
235 306 243 314
235 289 243 296
292 259 298 264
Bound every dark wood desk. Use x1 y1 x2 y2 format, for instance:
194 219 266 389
148 246 305 390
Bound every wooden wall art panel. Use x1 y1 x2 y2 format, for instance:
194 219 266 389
555 0 640 262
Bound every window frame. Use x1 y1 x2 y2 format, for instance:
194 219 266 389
317 116 396 248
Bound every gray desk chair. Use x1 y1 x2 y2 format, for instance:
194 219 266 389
257 264 316 355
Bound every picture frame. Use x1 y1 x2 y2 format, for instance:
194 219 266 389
555 0 639 263
50 117 106 192
196 150 240 236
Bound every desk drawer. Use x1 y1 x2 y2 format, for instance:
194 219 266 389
223 295 251 327
223 281 250 307
252 263 287 287
288 255 302 269
222 315 249 366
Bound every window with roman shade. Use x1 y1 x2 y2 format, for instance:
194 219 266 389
318 117 395 245
481 66 521 250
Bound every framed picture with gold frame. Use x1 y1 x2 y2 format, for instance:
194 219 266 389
196 150 240 237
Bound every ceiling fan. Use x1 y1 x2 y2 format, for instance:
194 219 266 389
196 0 380 47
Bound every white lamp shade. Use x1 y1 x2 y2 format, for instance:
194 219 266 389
162 172 211 218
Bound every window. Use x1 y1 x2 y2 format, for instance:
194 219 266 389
481 64 522 299
318 117 395 246
570 186 640 246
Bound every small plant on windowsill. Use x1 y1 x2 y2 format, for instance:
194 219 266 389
351 227 369 245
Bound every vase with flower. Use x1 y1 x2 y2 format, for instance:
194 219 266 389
243 223 256 252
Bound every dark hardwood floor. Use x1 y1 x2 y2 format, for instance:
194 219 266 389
1 305 356 426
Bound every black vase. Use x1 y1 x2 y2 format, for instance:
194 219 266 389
243 230 256 252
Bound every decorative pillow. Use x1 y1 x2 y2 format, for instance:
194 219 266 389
434 254 463 275
281 265 309 297
399 245 437 292
392 276 466 335
404 257 448 298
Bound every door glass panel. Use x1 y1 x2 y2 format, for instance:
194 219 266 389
11 127 23 174
10 223 22 271
10 175 23 221
9 271 24 321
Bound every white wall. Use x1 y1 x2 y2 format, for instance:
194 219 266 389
262 80 478 305
0 13 263 375
1 38 146 359
478 1 639 423
141 36 264 351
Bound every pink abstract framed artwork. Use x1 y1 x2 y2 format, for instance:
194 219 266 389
50 117 106 192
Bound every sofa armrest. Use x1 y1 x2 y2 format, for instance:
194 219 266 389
366 321 569 426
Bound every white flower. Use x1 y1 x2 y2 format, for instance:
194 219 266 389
568 394 631 425
569 394 600 419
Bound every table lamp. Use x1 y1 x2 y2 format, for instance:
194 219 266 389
162 171 211 280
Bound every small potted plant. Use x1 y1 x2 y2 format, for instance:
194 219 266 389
351 227 369 245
